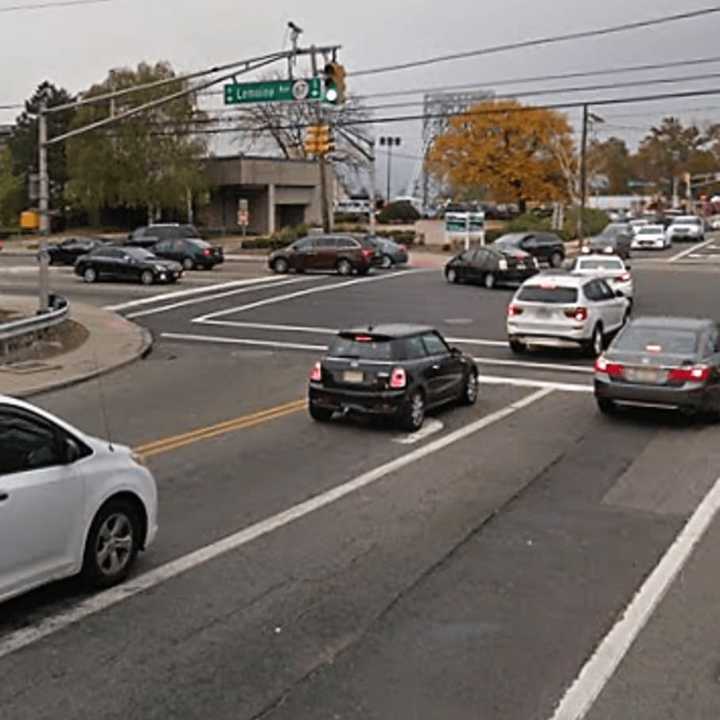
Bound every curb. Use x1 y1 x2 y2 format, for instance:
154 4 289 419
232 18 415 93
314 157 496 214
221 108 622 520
17 326 154 399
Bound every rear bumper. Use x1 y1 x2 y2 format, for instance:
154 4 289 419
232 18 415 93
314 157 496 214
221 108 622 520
595 376 711 411
507 323 589 347
309 384 406 416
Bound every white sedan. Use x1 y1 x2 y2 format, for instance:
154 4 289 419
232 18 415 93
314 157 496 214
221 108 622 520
569 254 634 301
0 396 158 603
631 224 670 250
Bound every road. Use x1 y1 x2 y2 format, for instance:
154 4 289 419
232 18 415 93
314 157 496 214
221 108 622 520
2 241 720 719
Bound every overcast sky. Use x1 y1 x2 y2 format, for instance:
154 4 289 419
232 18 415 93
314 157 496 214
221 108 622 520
3 0 720 196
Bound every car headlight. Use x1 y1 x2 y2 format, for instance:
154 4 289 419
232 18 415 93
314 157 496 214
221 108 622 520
154 265 165 272
603 246 613 254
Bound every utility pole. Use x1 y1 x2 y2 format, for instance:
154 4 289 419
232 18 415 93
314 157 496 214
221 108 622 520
379 136 401 202
369 146 377 235
577 104 589 242
319 154 332 233
38 102 50 312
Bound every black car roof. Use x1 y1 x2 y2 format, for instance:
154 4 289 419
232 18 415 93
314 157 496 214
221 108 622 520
341 323 437 339
629 316 714 331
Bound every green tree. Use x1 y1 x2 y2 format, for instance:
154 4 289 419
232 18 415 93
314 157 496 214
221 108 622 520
7 81 75 212
66 62 207 222
0 147 23 225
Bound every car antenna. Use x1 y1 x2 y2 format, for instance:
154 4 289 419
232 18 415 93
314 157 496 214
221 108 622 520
92 347 114 452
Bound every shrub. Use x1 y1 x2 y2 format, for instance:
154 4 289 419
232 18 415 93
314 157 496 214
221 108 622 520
377 201 420 224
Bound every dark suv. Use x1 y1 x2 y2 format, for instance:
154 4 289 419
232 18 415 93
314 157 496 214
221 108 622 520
308 324 479 431
269 235 377 276
492 232 565 267
128 224 202 250
152 237 224 270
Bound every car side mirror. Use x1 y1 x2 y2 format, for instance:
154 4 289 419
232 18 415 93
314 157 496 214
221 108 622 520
450 346 462 356
63 438 81 464
625 263 632 270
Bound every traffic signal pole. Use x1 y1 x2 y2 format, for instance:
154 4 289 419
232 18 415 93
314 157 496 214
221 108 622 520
38 103 50 312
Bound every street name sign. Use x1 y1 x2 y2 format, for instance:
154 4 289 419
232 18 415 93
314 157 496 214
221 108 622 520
224 78 322 105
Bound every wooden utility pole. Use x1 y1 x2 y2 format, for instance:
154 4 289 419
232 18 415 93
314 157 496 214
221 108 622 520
577 103 589 242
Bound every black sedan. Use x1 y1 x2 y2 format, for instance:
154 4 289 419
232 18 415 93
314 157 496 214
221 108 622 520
595 316 720 419
152 237 224 270
75 246 183 285
367 236 409 268
445 246 538 289
492 232 565 268
308 324 479 431
47 237 108 266
585 224 633 260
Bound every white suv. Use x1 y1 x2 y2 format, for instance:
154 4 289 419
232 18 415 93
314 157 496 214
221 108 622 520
667 216 704 243
507 273 630 356
0 396 158 603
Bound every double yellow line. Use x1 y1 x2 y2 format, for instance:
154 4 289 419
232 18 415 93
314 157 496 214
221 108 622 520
134 398 306 459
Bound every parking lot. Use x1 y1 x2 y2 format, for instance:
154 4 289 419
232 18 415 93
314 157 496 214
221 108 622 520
3 240 720 719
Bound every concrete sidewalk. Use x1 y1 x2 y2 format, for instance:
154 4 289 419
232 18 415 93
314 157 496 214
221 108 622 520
0 296 151 398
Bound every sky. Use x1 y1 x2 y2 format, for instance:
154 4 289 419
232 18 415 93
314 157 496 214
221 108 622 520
3 0 720 197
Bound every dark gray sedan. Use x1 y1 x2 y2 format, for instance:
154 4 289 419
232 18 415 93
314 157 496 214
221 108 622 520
595 317 720 419
367 236 409 268
585 223 633 260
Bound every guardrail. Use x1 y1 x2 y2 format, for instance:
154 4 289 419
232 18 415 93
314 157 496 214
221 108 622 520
0 295 69 344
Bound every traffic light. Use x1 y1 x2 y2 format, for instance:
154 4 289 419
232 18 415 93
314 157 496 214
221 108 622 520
304 124 334 157
323 62 346 105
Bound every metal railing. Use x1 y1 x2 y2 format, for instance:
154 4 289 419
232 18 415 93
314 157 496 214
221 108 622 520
0 296 69 344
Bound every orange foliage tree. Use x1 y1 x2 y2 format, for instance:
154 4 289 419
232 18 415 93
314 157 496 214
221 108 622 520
427 99 577 211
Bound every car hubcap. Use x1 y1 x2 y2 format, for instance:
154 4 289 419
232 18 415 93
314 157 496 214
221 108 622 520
466 374 478 401
95 513 133 577
411 395 424 427
447 270 456 283
485 274 494 288
593 330 602 355
382 255 392 268
340 262 351 275
183 259 193 270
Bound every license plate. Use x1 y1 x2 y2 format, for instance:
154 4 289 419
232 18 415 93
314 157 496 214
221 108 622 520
517 263 526 270
627 368 661 384
343 371 364 384
535 307 552 318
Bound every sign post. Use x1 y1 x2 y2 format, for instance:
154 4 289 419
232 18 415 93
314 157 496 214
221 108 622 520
445 211 486 250
237 199 249 237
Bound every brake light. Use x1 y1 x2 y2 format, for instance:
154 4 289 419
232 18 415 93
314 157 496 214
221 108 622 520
362 249 374 258
508 304 524 317
203 248 211 256
564 307 588 322
614 273 631 282
309 361 322 382
354 335 373 342
595 356 624 378
390 367 407 389
668 365 711 383
399 244 407 252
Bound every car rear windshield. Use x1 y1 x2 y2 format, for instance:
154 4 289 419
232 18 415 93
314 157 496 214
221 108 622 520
578 259 623 270
637 226 664 234
494 234 523 247
517 286 578 304
358 237 377 249
674 217 701 225
614 326 700 355
328 334 397 361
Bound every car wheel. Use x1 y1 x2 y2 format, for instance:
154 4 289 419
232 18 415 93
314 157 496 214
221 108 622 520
509 338 527 355
597 397 617 416
81 499 141 589
549 251 563 268
399 390 425 432
309 403 333 422
337 258 353 276
83 267 97 283
182 257 195 271
272 258 289 274
140 270 155 286
460 370 479 406
381 254 393 269
484 272 496 289
446 268 459 284
587 324 604 357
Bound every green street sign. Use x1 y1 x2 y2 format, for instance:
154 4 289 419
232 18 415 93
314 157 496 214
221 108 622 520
224 77 322 105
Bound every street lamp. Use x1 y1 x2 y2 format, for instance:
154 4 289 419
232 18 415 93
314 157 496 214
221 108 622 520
379 136 402 202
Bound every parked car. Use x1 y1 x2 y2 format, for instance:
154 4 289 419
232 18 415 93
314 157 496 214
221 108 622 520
445 245 538 288
128 223 203 249
366 236 409 268
568 255 634 302
47 237 108 266
506 273 630 356
492 232 565 268
0 394 158 603
631 224 671 250
595 316 720 419
269 235 376 276
152 237 224 271
585 223 634 260
666 216 705 243
75 246 183 285
308 324 479 431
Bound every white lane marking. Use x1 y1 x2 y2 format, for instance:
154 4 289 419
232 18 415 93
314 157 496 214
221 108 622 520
125 278 316 320
474 356 593 375
0 388 552 661
162 332 328 352
161 332 595 393
448 337 509 348
393 419 444 445
103 276 284 312
548 473 720 720
667 238 714 263
192 270 428 323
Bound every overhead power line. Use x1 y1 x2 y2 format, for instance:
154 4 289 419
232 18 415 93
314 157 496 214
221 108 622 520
351 5 720 77
0 0 111 13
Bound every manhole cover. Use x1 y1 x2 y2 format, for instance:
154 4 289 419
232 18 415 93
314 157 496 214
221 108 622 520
0 360 62 374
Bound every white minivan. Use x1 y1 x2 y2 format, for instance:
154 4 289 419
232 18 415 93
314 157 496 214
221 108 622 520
0 396 158 604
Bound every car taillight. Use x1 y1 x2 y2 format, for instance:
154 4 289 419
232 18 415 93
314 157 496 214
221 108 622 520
564 307 588 322
399 244 407 252
508 304 524 317
615 273 631 282
309 361 322 382
595 355 624 378
362 249 374 258
203 248 211 256
668 365 711 383
390 367 407 389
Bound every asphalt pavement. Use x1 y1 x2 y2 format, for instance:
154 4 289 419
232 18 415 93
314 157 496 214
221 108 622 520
2 239 720 719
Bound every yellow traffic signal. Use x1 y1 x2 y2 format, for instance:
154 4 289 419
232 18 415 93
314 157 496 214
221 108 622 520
323 62 346 105
304 124 333 157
